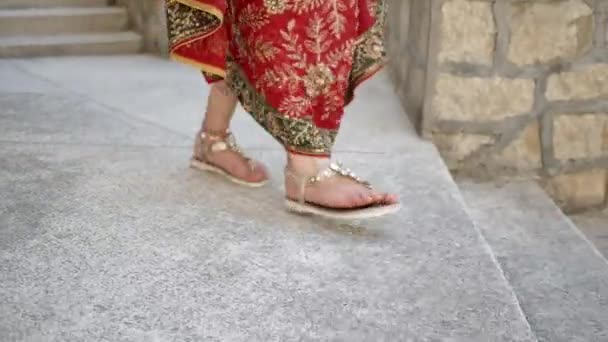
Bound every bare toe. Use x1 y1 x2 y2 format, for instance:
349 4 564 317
384 194 399 204
249 162 269 182
371 193 384 203
339 193 355 209
356 192 372 207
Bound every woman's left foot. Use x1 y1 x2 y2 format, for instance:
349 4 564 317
191 129 269 187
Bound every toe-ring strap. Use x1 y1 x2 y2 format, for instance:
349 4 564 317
286 162 372 204
308 162 372 189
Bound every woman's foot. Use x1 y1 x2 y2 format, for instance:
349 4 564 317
192 81 269 186
192 129 269 186
284 154 399 213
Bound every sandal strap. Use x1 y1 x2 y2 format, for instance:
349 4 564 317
285 162 372 204
200 130 241 154
310 162 372 189
198 129 256 171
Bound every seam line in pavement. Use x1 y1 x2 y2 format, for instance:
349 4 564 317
4 59 400 156
9 60 193 141
0 140 388 155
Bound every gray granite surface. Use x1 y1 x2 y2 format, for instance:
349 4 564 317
572 210 608 259
459 181 608 342
0 56 534 341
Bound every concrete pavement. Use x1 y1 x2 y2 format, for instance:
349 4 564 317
1 55 541 341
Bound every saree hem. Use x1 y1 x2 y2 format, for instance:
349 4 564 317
227 61 339 157
346 61 386 106
286 149 331 158
174 0 223 17
167 0 226 79
228 59 385 157
170 53 226 78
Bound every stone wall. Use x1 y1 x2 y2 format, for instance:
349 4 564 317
113 0 168 55
388 0 608 212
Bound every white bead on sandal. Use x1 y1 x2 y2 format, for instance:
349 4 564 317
284 162 400 220
190 129 268 187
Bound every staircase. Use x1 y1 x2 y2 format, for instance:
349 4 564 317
456 180 608 341
1 56 607 339
0 0 142 57
572 210 608 258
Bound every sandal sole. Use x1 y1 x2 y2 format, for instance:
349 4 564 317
190 159 268 188
285 199 401 220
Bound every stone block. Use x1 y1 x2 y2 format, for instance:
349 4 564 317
459 181 608 342
433 74 535 121
508 0 594 66
553 114 608 161
545 169 607 211
117 0 168 54
494 120 543 170
404 65 428 120
408 0 433 64
433 132 494 166
439 0 496 65
546 64 608 101
386 0 408 58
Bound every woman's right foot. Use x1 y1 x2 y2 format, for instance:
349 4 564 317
191 129 269 187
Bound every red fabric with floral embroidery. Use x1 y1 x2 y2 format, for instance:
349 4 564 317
167 0 385 156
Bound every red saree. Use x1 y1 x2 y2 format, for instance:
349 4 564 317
166 0 387 156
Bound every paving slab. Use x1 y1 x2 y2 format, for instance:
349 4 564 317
1 55 536 340
0 61 60 94
459 181 608 342
1 144 535 341
571 210 608 259
0 93 188 147
10 56 422 153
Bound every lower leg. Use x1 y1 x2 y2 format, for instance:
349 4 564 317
193 81 268 183
201 81 238 133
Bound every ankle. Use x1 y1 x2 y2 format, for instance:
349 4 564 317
200 122 230 138
286 153 330 176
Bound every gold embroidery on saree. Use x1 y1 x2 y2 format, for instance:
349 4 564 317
263 0 287 14
227 60 338 156
168 0 388 155
166 1 220 47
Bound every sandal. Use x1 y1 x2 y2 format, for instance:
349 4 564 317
285 162 400 220
190 129 268 187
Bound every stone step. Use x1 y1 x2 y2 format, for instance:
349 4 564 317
458 180 608 341
0 7 128 37
0 0 109 9
0 58 536 339
572 210 608 259
0 32 142 58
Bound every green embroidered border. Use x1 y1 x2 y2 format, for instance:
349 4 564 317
226 1 387 156
348 0 388 103
219 1 387 156
227 60 338 156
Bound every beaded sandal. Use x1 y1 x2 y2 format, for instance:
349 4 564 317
285 162 400 219
190 129 268 187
